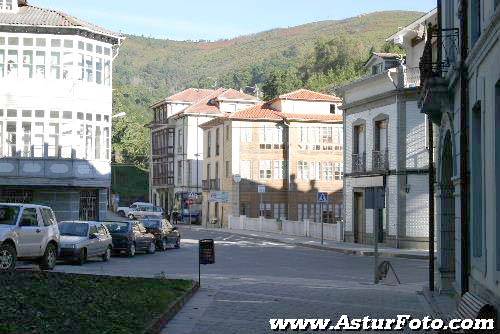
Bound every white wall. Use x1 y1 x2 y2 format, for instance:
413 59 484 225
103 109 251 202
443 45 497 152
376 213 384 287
406 101 428 169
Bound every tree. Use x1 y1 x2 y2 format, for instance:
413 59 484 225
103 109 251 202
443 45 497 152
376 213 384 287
262 68 302 100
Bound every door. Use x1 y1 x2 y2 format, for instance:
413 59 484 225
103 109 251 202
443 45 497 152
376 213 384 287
353 192 364 244
17 208 44 257
132 223 147 250
87 225 100 257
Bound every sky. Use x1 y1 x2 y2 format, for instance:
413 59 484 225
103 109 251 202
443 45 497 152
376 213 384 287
33 0 436 41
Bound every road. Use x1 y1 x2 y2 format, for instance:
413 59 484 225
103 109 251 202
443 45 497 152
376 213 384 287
55 226 431 333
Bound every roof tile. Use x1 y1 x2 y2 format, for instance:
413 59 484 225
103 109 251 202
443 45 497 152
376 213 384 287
278 89 341 102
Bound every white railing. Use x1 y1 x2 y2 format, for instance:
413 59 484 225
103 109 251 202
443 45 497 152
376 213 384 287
228 215 343 242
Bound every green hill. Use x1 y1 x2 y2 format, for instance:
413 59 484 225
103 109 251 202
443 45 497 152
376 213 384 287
112 10 423 166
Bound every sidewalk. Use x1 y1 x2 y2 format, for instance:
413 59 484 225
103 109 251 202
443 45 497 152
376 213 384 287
187 225 431 260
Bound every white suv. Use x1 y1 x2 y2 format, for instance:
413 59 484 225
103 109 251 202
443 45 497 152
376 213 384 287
0 203 60 272
117 202 163 220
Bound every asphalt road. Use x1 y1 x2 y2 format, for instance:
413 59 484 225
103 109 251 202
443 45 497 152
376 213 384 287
54 226 431 333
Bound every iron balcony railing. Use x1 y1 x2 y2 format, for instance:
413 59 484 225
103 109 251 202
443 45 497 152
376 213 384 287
351 153 366 173
372 150 389 172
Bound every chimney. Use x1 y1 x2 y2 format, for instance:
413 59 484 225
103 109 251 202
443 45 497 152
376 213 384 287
18 0 28 6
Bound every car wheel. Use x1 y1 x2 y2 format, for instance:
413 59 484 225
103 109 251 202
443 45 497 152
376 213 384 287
0 243 16 272
118 211 125 217
147 241 156 254
76 248 87 266
160 239 168 251
102 247 112 262
40 243 57 270
174 237 181 249
127 243 136 257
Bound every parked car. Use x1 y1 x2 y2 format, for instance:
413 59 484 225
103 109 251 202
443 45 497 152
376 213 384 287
0 203 60 272
58 221 113 265
103 221 156 257
139 217 181 251
116 202 163 220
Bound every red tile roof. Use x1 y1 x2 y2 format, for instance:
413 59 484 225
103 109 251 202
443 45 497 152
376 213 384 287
216 88 259 101
282 113 342 123
166 88 215 103
278 89 341 102
228 103 283 121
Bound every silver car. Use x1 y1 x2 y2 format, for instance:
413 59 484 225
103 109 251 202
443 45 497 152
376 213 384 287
0 203 60 272
58 221 113 265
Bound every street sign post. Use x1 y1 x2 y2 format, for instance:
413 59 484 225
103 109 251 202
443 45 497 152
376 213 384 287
258 186 266 217
317 192 328 245
366 187 386 284
199 239 215 286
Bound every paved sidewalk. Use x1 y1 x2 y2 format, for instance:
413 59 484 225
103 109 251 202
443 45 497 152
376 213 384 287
188 225 430 260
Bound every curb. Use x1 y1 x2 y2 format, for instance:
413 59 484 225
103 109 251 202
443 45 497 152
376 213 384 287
189 226 430 260
145 281 200 334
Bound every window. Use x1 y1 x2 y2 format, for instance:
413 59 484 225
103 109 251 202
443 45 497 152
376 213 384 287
311 162 321 180
323 162 333 181
273 203 287 220
225 125 230 140
353 124 366 154
273 160 286 179
48 123 60 157
61 123 73 158
85 55 93 82
50 110 59 119
259 203 272 218
63 111 72 119
240 203 249 216
33 123 44 157
96 57 103 84
225 161 231 178
374 119 388 151
206 130 211 157
20 208 38 227
298 204 309 221
330 104 337 114
50 52 61 79
63 52 74 80
95 126 101 159
471 0 481 46
178 161 183 184
215 128 220 156
298 161 309 180
85 125 92 159
334 163 343 180
206 163 211 181
0 50 4 77
7 50 18 78
21 50 33 79
41 208 56 226
104 127 110 160
6 122 16 157
471 101 482 258
322 127 333 144
240 160 251 179
21 122 31 157
241 126 252 143
77 54 84 80
104 60 111 86
259 160 272 179
372 62 384 75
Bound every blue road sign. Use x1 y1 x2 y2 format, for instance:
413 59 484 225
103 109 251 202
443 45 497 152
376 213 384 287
317 192 328 203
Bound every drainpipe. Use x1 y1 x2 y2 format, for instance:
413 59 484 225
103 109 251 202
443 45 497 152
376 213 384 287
459 0 470 295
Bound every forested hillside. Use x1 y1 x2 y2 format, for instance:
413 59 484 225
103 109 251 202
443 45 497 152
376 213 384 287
112 10 423 166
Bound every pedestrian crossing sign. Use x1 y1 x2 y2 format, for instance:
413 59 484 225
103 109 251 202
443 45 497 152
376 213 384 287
317 192 328 203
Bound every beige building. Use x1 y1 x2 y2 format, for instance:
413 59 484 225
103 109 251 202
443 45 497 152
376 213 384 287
199 89 344 227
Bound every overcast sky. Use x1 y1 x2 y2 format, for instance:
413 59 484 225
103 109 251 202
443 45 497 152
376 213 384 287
33 0 436 41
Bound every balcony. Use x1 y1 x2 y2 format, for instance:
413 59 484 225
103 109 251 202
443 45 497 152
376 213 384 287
351 153 366 173
202 179 221 191
372 150 389 172
210 179 220 191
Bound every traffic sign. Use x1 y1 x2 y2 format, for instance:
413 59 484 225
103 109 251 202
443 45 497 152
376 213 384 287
317 192 328 203
257 185 266 193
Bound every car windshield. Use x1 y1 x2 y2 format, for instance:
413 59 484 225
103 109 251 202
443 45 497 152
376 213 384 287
141 220 161 229
104 222 130 233
0 205 20 226
59 223 89 237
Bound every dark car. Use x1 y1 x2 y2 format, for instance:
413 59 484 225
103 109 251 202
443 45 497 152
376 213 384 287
103 221 156 257
139 217 181 251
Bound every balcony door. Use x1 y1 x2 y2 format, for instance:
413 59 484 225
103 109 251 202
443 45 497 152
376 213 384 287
354 125 365 155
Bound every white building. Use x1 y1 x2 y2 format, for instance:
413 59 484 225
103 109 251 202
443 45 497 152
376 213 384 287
420 0 499 318
149 88 260 219
0 1 122 220
340 10 436 250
